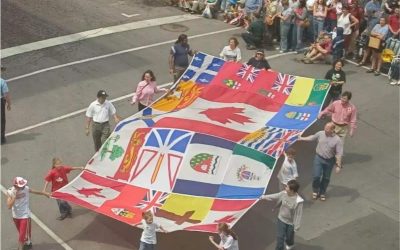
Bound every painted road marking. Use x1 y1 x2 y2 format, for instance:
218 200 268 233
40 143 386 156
7 27 241 82
5 82 172 137
0 185 74 250
121 13 140 18
5 52 295 137
1 14 200 59
345 59 388 77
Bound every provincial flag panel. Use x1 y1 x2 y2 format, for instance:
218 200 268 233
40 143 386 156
56 52 330 232
173 134 234 197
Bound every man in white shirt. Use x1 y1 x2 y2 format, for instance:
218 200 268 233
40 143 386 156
85 90 120 151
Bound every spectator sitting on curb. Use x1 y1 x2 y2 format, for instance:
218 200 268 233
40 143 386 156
241 12 265 50
302 32 332 63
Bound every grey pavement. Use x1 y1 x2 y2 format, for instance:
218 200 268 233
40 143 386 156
1 2 399 250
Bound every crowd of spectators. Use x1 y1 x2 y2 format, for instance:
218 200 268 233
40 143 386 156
170 0 400 83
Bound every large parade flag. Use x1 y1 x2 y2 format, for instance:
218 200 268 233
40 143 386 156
53 52 330 232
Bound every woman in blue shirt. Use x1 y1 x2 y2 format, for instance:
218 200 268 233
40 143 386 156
364 17 389 76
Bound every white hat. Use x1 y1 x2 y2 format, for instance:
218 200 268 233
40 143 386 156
13 177 27 187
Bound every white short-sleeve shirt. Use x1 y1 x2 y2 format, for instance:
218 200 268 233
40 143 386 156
86 99 116 123
220 233 239 250
140 219 160 244
278 156 299 185
9 186 30 219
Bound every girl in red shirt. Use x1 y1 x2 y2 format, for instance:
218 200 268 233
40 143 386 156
43 157 84 220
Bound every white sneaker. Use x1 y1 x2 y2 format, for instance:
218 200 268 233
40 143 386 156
286 245 295 250
398 80 400 85
390 80 397 85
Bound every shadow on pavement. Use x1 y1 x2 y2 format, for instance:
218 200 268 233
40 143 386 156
326 185 360 203
293 242 324 250
343 152 372 164
1 157 9 165
5 132 41 144
30 243 65 250
69 208 91 219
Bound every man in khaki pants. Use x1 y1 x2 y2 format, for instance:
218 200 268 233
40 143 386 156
85 90 120 151
318 91 358 143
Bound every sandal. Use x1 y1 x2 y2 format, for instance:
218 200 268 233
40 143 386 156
304 59 314 64
366 68 374 73
320 195 326 201
374 71 381 76
312 192 318 200
357 61 365 67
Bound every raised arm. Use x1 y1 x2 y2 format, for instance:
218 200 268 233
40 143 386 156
30 188 50 198
260 191 282 201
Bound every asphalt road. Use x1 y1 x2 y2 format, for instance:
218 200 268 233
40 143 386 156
1 1 399 250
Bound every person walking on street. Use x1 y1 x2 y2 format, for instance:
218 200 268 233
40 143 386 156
260 180 303 250
318 91 357 141
277 148 299 191
131 70 168 111
298 122 343 201
323 59 346 108
139 211 168 250
85 90 120 152
208 222 239 250
169 34 196 83
43 157 84 220
1 65 11 144
6 177 49 250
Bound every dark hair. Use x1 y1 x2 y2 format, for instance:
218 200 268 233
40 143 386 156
285 147 296 156
175 34 188 44
218 223 238 240
229 37 239 47
287 180 300 193
298 0 306 8
333 59 343 67
142 70 156 81
341 91 352 100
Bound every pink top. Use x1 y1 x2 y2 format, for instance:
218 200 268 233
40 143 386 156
131 80 166 106
320 100 357 134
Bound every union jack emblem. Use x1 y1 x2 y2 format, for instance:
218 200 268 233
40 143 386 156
135 190 169 214
271 73 296 96
236 64 261 83
263 128 301 158
240 127 301 158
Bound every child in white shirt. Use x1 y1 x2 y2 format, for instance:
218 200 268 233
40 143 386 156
139 211 167 250
277 148 299 190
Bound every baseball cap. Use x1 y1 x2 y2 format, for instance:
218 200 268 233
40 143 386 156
13 177 27 187
97 90 109 98
256 49 265 55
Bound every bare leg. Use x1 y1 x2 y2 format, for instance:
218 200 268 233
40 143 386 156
311 53 324 61
376 53 383 72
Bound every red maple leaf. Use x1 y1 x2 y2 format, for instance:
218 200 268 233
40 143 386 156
200 107 253 124
215 215 236 224
76 187 106 198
